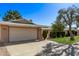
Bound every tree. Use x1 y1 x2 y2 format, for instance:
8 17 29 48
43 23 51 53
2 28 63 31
52 21 64 32
51 21 65 37
75 15 79 27
56 5 79 40
3 10 22 21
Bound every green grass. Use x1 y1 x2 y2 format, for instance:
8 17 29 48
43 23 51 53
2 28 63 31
51 36 79 44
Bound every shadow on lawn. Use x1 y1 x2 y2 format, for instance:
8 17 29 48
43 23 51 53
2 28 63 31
35 43 79 56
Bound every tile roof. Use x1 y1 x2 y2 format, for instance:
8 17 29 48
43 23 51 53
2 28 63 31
0 21 40 28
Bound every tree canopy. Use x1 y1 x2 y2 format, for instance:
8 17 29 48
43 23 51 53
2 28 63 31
51 21 65 32
56 5 79 40
3 10 22 21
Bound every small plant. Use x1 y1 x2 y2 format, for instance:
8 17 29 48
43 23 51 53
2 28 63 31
42 30 48 39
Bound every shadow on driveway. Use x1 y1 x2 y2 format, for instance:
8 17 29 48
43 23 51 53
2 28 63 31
4 40 42 46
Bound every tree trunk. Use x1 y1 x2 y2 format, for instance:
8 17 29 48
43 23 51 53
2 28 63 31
69 25 74 41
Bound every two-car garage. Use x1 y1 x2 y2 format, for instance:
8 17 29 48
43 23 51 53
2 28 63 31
0 22 42 43
9 27 37 42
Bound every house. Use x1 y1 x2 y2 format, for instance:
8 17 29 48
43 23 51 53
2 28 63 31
0 19 51 43
0 21 41 43
64 27 77 36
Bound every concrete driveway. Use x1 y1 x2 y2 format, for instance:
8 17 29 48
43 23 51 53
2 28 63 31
0 44 10 56
5 40 55 56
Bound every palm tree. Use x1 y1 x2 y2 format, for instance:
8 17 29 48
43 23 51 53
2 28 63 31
3 10 22 21
56 5 79 41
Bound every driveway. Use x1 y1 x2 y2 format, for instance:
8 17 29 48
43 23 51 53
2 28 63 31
0 44 10 56
1 40 79 56
4 40 55 56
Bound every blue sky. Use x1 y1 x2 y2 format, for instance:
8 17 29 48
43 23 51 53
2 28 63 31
0 3 79 26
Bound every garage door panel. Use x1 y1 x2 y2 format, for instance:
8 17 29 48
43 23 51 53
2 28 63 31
9 27 37 42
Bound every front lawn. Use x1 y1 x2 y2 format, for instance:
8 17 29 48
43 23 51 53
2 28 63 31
51 36 79 44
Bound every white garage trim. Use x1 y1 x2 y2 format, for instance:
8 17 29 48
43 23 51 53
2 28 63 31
9 27 37 42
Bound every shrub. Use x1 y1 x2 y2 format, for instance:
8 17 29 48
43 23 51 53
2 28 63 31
61 32 65 37
42 30 48 39
50 32 57 38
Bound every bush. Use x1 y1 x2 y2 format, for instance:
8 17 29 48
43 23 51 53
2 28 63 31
61 32 65 37
50 30 77 38
50 31 66 38
72 31 77 36
65 31 70 37
50 32 57 38
42 30 48 39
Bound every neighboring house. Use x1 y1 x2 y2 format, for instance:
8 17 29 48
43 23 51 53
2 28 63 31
64 27 77 36
77 28 79 35
0 19 50 43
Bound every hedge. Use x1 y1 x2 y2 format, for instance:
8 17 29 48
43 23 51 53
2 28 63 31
50 31 77 38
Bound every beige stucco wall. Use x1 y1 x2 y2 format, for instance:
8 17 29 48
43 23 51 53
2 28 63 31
0 25 9 43
0 25 1 42
37 28 42 40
